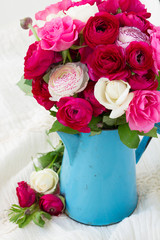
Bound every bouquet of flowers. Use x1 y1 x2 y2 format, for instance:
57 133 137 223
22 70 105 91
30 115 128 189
10 0 160 228
18 0 160 148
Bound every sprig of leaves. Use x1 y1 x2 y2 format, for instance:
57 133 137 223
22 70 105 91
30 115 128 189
34 141 64 173
17 75 33 96
8 204 51 228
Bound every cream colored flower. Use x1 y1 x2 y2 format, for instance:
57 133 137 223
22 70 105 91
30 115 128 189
30 169 59 194
65 3 98 22
94 78 133 118
48 62 89 101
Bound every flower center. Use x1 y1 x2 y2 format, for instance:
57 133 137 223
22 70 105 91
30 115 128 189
136 51 144 64
96 22 106 32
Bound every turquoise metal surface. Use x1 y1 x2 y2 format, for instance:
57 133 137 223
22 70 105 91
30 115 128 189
59 130 144 226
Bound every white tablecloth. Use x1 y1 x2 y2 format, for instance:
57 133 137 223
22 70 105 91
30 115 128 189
1 1 160 239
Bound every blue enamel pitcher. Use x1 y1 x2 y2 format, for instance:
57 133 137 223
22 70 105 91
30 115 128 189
58 129 150 226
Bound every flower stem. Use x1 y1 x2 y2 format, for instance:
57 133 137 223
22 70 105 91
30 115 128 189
28 24 40 41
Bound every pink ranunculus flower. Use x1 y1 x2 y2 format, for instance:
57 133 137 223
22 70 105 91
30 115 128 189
48 62 89 101
56 97 93 133
149 26 160 71
24 41 62 80
79 81 106 117
116 26 149 48
127 70 158 91
16 181 36 208
39 194 64 216
126 90 160 133
126 41 154 73
37 16 79 52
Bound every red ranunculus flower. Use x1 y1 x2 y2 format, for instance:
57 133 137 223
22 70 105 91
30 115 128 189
39 194 64 216
32 78 55 110
16 181 36 208
56 97 93 133
127 70 158 91
24 41 62 80
126 41 154 73
87 44 129 81
83 12 119 48
79 81 106 117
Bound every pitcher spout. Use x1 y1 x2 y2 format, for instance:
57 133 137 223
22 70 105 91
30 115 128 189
57 132 80 166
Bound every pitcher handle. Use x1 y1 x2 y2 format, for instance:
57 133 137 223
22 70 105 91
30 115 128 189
136 123 160 164
135 136 151 164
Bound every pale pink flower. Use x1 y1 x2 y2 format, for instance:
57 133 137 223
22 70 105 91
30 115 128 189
48 62 89 101
116 26 149 48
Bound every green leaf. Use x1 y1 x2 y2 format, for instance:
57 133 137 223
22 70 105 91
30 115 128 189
58 196 65 211
17 76 33 96
118 123 140 149
49 110 57 117
49 120 79 134
70 45 87 50
90 130 102 136
138 127 158 138
156 71 160 90
116 114 127 125
38 151 57 168
19 215 33 228
33 162 41 172
89 116 102 130
24 79 32 86
32 212 45 227
103 116 117 126
17 216 27 225
9 213 24 223
43 71 51 84
40 211 51 220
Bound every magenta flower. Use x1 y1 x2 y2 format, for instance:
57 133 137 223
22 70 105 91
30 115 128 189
87 44 129 81
24 41 62 80
56 97 93 133
79 81 106 117
126 90 160 133
83 12 119 48
126 41 154 73
16 181 36 208
127 70 158 91
98 0 150 18
39 194 64 216
32 78 55 110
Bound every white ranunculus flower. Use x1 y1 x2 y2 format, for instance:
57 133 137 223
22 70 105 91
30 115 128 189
65 3 98 22
94 78 134 119
48 62 89 101
30 169 59 194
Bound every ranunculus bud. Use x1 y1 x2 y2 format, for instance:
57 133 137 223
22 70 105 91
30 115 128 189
94 78 133 118
20 17 33 30
116 26 149 48
16 181 36 208
30 169 59 194
39 194 64 216
48 62 89 101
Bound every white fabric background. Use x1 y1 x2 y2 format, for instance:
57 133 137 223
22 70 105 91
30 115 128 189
0 0 160 239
